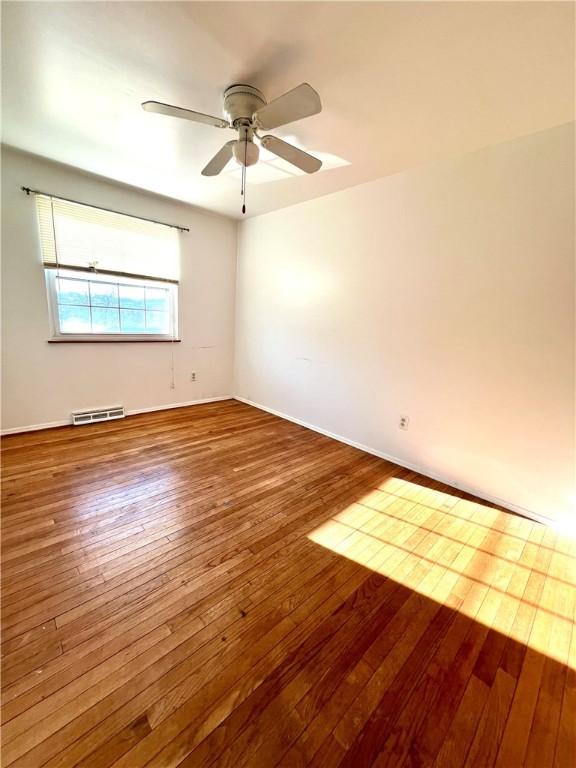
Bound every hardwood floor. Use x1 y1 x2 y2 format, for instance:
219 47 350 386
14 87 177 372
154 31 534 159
1 399 574 767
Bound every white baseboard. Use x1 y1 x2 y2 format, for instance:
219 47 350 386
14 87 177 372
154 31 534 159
234 395 554 528
0 396 233 436
127 396 232 417
2 393 553 529
1 418 72 435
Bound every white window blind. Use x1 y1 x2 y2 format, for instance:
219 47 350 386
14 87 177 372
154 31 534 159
36 195 180 283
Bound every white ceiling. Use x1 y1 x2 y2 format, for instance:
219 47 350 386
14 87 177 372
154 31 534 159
2 1 574 219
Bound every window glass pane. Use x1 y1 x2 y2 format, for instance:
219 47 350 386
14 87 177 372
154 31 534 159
145 287 169 312
91 306 121 333
120 308 145 333
56 278 89 306
58 305 91 333
146 310 169 334
119 285 145 309
49 270 176 337
90 281 118 307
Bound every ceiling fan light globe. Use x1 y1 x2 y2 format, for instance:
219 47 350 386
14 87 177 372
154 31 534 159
233 140 259 167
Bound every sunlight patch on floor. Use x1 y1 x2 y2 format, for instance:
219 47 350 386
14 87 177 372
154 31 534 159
307 479 575 669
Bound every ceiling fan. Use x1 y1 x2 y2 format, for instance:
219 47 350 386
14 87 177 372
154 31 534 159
142 83 322 213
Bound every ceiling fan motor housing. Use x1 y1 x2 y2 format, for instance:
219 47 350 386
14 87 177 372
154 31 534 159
223 84 266 124
233 140 259 167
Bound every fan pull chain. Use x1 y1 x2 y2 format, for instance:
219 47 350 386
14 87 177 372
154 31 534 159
242 133 248 215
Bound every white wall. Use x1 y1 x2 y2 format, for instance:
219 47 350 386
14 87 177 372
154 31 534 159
1 146 237 431
235 124 575 524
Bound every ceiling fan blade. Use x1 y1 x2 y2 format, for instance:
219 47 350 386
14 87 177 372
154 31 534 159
260 135 322 174
201 141 236 176
142 101 229 129
254 83 321 130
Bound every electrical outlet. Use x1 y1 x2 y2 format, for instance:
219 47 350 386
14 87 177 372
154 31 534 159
190 372 197 382
399 415 409 430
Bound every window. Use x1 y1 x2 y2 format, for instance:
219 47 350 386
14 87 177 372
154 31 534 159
46 269 177 340
35 193 183 341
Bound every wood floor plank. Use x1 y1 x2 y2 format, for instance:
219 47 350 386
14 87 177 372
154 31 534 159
1 400 574 768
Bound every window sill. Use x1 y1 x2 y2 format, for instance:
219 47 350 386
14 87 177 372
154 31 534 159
48 338 182 343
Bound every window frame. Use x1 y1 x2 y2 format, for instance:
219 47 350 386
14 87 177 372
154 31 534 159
45 268 179 342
